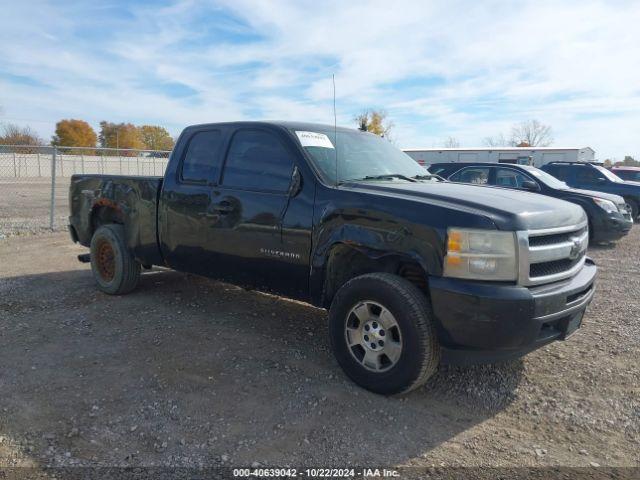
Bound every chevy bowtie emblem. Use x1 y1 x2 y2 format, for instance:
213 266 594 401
569 237 582 260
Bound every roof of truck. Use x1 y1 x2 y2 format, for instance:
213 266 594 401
185 121 358 133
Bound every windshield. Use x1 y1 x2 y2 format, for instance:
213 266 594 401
522 165 570 189
595 165 624 183
292 128 431 184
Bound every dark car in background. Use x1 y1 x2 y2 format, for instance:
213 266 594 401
541 162 640 221
429 162 633 244
611 166 640 182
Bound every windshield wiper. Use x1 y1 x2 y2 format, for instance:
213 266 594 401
358 174 417 182
412 174 433 180
338 173 422 185
415 173 447 182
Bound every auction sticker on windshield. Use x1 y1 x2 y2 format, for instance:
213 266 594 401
296 131 334 149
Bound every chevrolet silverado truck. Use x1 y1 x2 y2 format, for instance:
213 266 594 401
68 121 597 394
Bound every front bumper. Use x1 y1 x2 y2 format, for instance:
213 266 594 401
591 212 633 243
429 258 597 365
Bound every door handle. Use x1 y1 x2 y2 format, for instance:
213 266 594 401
213 201 234 214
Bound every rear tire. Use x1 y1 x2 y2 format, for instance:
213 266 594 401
328 273 440 395
90 224 141 295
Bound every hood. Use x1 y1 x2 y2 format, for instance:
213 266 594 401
347 180 586 231
563 188 625 204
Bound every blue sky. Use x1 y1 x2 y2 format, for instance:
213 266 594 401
1 0 639 160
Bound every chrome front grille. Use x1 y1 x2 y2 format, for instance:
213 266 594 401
529 257 583 278
527 226 587 247
517 222 589 286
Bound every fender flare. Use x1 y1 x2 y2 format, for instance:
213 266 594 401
88 181 138 250
309 224 441 307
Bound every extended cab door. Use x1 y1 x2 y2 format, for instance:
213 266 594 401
159 127 228 275
207 127 312 299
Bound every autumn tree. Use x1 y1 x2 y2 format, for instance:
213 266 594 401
354 110 394 137
138 125 174 151
51 119 97 148
0 123 44 146
99 122 144 151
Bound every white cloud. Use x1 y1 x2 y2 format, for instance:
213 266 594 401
0 0 639 159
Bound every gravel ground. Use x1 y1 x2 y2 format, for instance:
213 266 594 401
0 227 638 472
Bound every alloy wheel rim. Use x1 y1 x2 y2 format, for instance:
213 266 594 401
344 301 403 372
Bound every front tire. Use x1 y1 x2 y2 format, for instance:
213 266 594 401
90 224 141 295
328 273 440 395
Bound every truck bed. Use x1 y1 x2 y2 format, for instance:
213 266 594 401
68 174 164 266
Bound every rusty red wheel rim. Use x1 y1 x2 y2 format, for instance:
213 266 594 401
95 240 115 282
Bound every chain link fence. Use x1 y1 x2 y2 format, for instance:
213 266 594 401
0 145 171 237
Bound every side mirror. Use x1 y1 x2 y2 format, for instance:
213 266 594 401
596 177 606 184
289 166 302 197
522 180 540 192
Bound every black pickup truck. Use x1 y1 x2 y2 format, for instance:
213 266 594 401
69 121 596 394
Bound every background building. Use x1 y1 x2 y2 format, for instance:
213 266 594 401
403 147 595 167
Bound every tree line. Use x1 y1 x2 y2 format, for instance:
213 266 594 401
354 112 557 150
442 119 638 166
442 119 554 149
1 113 637 166
0 120 174 151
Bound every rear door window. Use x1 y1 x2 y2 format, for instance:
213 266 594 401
222 129 295 192
450 167 491 185
181 130 224 183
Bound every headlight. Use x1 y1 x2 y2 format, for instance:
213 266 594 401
444 228 517 281
592 197 618 213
